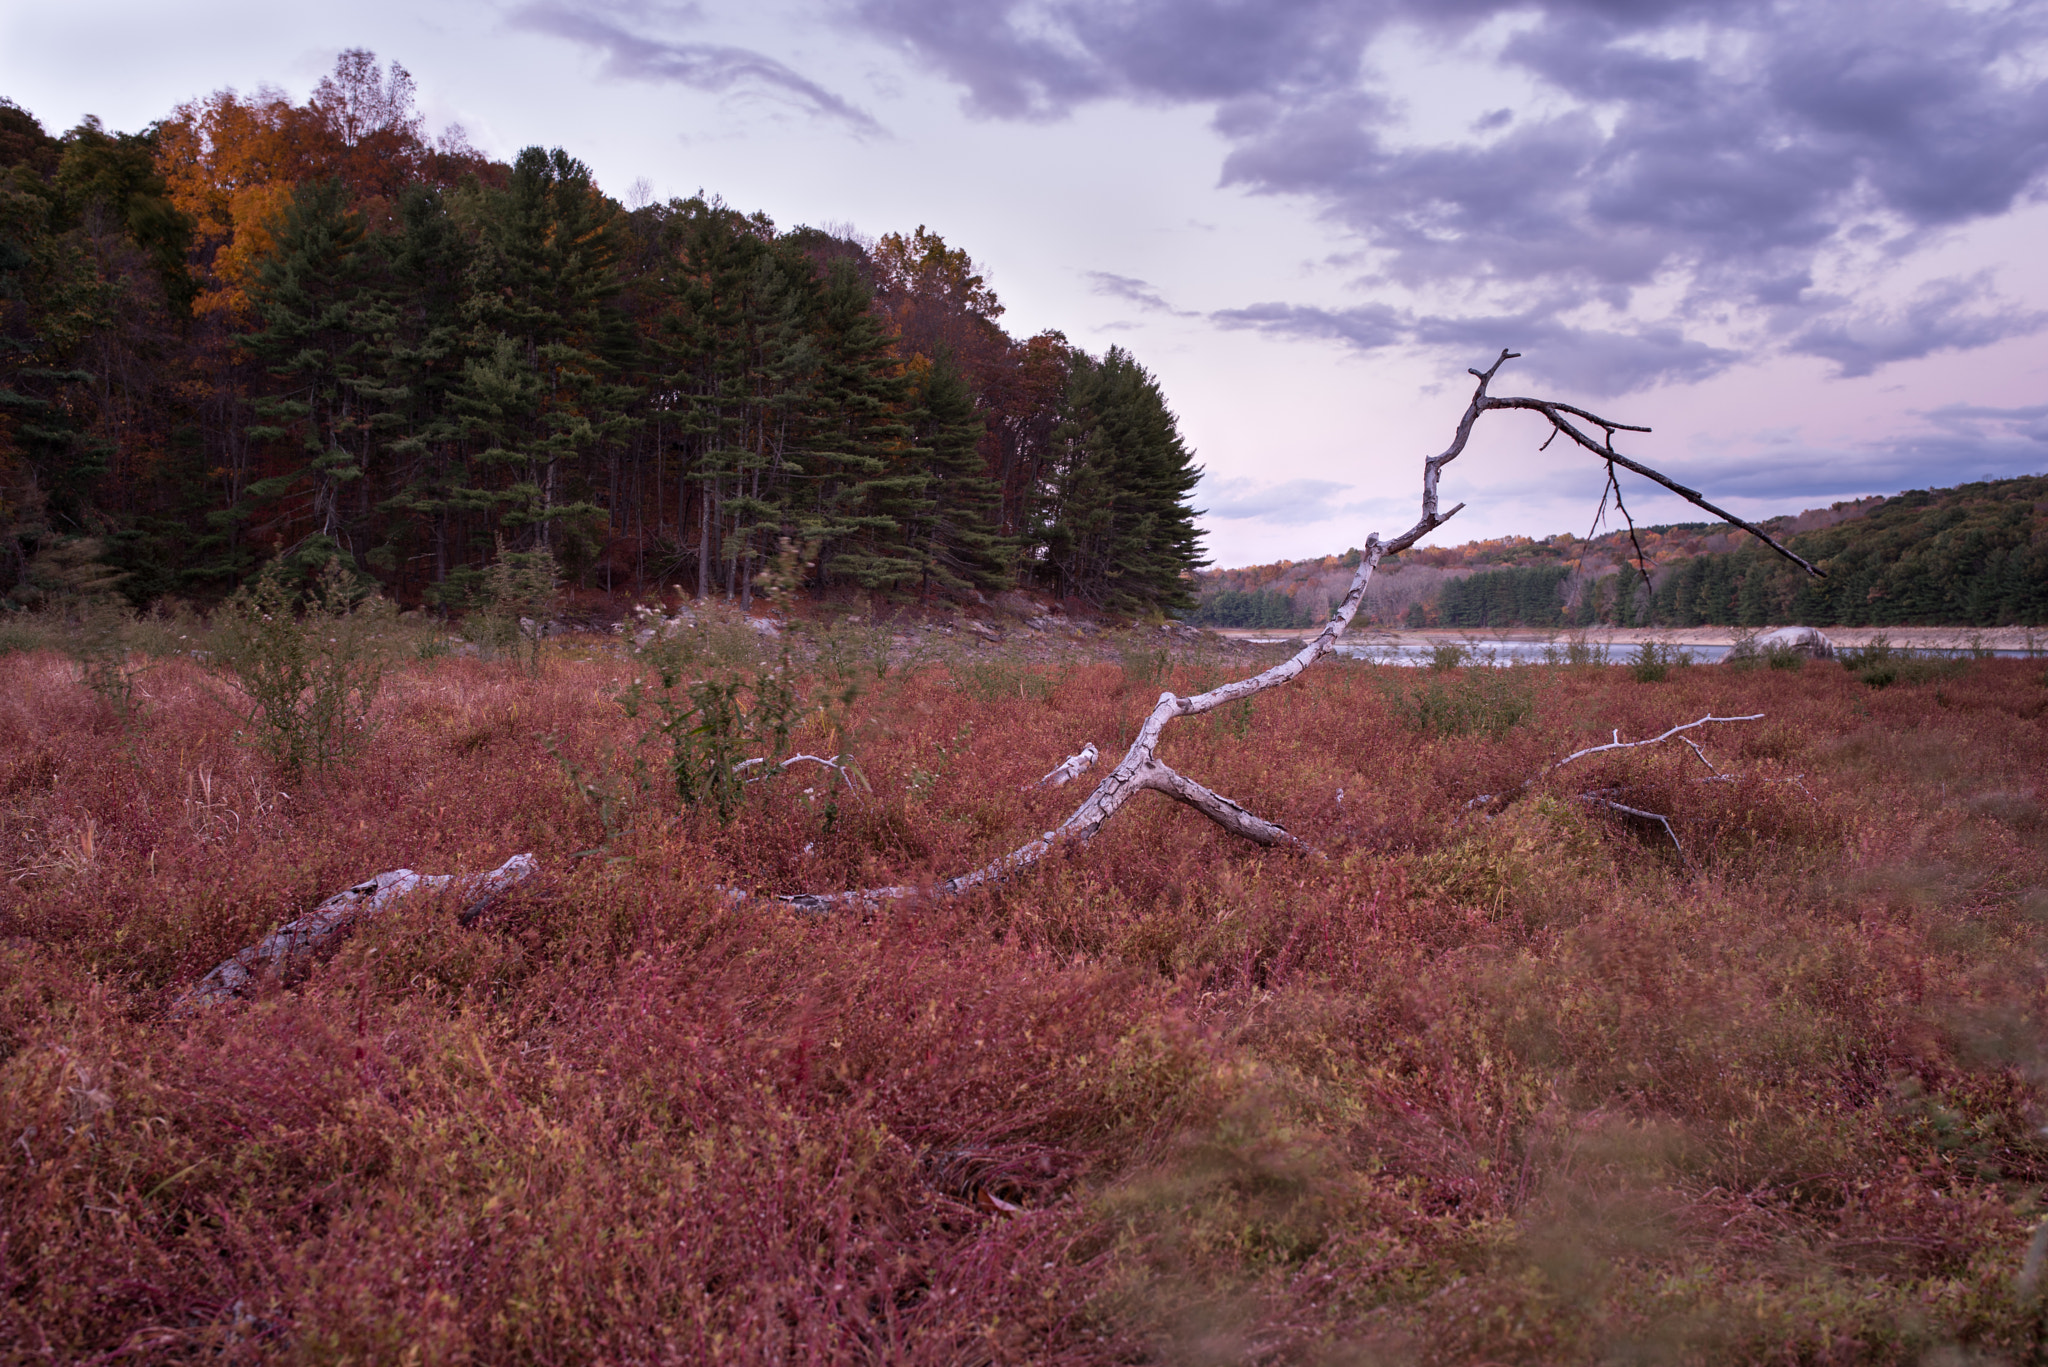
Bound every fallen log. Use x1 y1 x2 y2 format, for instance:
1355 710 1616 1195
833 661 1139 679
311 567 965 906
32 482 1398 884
171 853 537 1016
1037 743 1098 789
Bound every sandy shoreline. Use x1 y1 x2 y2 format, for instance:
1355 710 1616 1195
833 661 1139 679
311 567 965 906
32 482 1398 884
1213 624 2048 652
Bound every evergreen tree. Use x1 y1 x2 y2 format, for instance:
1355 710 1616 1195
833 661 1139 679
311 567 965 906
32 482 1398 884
1 109 121 597
237 178 374 572
459 147 624 571
357 182 476 596
1035 347 1204 613
799 260 916 591
902 348 1009 596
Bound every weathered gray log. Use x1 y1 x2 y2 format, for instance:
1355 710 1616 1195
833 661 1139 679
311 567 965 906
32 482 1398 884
171 853 537 1016
1038 743 1099 788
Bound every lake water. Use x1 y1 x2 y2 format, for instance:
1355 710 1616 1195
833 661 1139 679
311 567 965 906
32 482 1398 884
1233 638 2044 666
1331 640 1735 666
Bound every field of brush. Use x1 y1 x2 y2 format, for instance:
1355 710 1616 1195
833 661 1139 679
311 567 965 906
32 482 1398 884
4 626 2048 1363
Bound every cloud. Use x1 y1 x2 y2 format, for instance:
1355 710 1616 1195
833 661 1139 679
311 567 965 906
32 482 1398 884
1210 300 1406 350
1648 400 2048 507
838 0 2048 385
1783 275 2048 378
516 1 883 134
1085 271 1198 316
1201 475 1357 523
1210 300 1739 394
838 0 1381 119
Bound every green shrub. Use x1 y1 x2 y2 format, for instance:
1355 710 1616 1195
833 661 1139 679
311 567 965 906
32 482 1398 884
1118 638 1173 689
213 559 393 780
63 599 151 720
464 539 561 675
1839 635 1970 689
0 615 54 654
627 601 776 676
1540 634 1609 667
1630 641 1691 683
614 641 853 827
1382 667 1535 739
953 661 1054 704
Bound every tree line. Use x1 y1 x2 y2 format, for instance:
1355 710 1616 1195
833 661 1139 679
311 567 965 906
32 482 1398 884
0 52 1205 617
1401 476 2047 629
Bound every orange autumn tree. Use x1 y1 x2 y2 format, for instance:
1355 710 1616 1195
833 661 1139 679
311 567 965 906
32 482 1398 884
155 50 436 317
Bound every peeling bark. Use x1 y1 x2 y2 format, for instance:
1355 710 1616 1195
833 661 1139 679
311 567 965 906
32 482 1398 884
1037 744 1098 789
171 854 537 1016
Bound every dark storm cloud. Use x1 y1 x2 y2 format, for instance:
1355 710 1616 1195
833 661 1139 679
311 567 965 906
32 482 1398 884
516 2 883 134
840 0 2048 388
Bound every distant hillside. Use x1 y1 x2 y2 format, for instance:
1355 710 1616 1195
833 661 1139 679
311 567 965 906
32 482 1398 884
1196 477 2047 628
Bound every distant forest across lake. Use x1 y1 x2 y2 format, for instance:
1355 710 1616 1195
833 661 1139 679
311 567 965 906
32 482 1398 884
1192 475 2048 629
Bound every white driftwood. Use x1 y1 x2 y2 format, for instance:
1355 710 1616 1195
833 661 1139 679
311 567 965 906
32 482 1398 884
1580 794 1695 871
1467 713 1763 811
736 753 870 795
1038 744 1099 788
759 352 1820 914
171 853 537 1016
1548 714 1764 774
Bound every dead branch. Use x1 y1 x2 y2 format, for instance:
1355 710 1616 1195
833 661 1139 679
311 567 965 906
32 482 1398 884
1038 743 1099 788
752 352 1792 912
1468 714 1763 810
1546 714 1763 777
171 853 536 1016
1580 793 1695 871
737 753 869 795
1479 388 1824 578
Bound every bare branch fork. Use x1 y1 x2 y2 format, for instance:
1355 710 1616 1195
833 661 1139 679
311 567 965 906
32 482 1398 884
736 753 870 796
1467 713 1765 812
758 351 1806 915
1581 793 1696 871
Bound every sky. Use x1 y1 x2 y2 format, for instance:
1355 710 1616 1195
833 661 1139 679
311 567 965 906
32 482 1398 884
4 0 2046 567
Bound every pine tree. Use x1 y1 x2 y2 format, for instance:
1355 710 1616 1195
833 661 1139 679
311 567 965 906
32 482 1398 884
354 182 476 596
237 178 375 573
903 348 1009 597
459 147 625 573
798 261 915 591
1035 347 1204 614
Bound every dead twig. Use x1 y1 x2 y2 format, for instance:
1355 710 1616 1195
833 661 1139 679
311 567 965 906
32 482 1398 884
1469 714 1762 810
1546 714 1763 777
1581 794 1694 869
735 753 870 796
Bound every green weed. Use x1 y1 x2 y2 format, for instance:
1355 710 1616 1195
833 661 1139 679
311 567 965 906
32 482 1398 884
1381 665 1535 739
952 660 1054 705
1629 641 1692 682
211 559 393 779
464 538 561 676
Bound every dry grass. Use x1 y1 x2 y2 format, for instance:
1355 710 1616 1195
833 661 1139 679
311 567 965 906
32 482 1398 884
3 640 2047 1363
